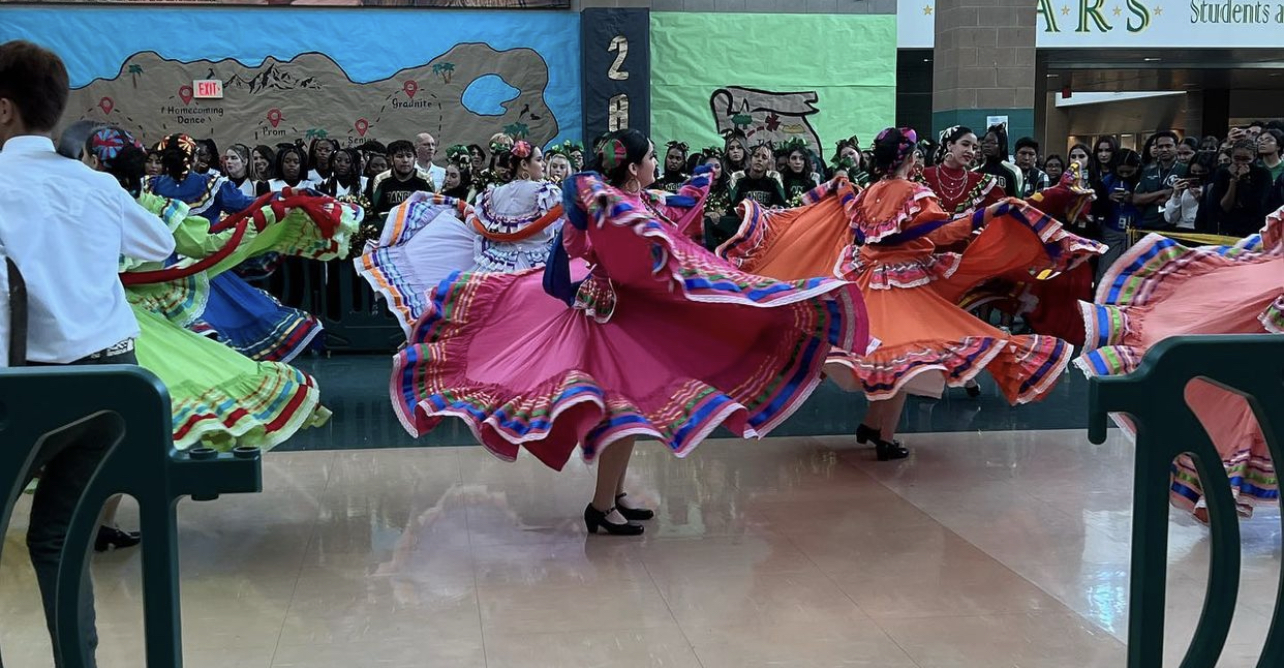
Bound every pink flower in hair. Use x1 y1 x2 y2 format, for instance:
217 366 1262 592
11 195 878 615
511 141 532 159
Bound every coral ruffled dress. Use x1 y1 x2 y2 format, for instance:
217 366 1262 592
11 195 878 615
721 178 1099 402
389 174 869 471
1077 212 1283 517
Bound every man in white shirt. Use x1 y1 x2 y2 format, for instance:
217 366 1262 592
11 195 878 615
0 40 175 668
415 131 446 191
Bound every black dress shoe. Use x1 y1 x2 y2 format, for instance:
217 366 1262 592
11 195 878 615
614 493 654 521
95 526 141 552
856 423 879 444
584 504 644 536
875 438 910 461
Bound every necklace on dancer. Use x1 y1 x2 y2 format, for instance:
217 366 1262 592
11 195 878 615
933 163 970 204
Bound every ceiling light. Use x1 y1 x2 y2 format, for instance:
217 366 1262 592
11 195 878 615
1143 57 1161 62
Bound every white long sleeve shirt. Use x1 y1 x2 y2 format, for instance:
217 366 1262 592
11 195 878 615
0 135 175 363
1163 188 1203 230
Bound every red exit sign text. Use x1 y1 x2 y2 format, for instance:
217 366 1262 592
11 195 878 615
193 79 224 99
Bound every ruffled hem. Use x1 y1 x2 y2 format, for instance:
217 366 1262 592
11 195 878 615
841 249 962 290
171 366 330 451
850 182 938 244
575 176 869 324
1264 296 1284 334
1170 452 1278 518
993 199 1108 275
354 192 472 336
392 266 859 470
826 333 1071 404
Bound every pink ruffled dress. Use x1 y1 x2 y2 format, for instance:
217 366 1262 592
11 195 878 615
1077 211 1283 517
389 174 870 471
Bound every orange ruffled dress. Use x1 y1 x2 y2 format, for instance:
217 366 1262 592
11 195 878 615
721 178 1101 402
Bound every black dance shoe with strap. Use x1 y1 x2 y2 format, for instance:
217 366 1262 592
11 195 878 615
584 504 644 536
614 493 654 521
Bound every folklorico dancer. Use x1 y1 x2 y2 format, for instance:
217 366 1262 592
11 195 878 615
1077 209 1282 523
718 127 1101 460
384 129 869 535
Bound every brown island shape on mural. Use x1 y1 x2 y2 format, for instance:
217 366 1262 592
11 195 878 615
65 44 558 150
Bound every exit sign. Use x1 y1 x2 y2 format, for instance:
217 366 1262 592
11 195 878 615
193 79 224 99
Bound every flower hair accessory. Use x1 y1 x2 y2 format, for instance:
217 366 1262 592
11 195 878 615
665 140 689 154
446 144 471 166
90 127 142 165
510 140 533 159
876 127 919 174
599 137 628 170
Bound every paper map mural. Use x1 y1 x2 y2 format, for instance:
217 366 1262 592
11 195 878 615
710 87 823 153
0 6 581 149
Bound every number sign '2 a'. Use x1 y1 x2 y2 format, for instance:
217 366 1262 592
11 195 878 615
581 8 650 143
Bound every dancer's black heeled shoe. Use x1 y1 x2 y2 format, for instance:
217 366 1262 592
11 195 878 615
614 493 654 521
95 526 141 552
965 382 981 398
584 504 644 536
875 438 910 461
856 423 879 445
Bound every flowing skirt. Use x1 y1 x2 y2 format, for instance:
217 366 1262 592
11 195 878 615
1076 216 1284 517
390 177 868 471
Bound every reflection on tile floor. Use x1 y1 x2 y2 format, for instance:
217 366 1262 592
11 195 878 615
3 430 1280 667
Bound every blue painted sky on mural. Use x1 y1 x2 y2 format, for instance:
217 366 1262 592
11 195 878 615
0 6 581 143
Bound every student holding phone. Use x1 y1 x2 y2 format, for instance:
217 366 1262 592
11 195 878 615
1202 140 1272 237
1096 148 1143 283
1164 155 1215 231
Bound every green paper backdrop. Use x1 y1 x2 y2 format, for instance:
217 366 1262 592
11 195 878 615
650 12 896 158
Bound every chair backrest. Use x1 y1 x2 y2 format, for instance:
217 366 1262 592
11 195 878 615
1087 334 1284 668
0 366 262 667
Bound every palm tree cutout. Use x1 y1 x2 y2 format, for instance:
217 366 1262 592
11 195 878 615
304 128 328 140
128 64 143 89
502 122 530 139
432 62 456 84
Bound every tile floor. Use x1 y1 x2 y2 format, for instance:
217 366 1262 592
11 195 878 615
1 430 1280 667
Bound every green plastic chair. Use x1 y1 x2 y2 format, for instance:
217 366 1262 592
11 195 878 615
1088 334 1284 668
0 366 263 668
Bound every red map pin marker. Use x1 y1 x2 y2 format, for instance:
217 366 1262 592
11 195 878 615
178 85 193 106
267 109 283 128
98 97 114 114
355 118 369 137
402 80 418 99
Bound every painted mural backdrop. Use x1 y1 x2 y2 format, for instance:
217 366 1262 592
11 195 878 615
0 8 580 150
650 12 896 158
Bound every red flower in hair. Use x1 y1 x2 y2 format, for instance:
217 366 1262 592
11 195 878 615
511 140 532 159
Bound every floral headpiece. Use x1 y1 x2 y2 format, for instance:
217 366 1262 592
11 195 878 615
510 140 533 159
446 144 471 167
665 140 690 155
700 145 724 160
563 140 583 155
598 137 628 170
776 136 808 157
545 143 569 159
876 127 919 173
89 126 142 167
489 139 512 155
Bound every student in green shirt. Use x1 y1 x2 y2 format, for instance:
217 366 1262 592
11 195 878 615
1131 130 1186 230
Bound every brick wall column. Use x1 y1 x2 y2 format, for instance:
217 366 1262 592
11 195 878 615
931 0 1036 146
